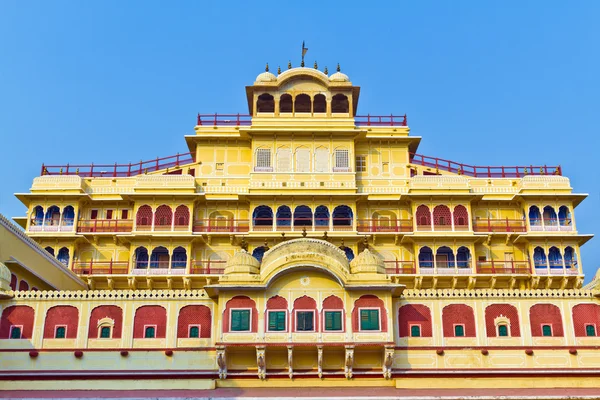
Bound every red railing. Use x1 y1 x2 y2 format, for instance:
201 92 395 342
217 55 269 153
357 219 413 233
409 153 561 178
197 113 252 126
190 260 226 275
193 219 250 233
77 219 133 233
476 261 531 274
73 261 129 275
355 115 407 127
472 218 526 233
41 152 195 178
385 261 416 274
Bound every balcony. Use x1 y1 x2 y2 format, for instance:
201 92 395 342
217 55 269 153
77 219 133 233
385 261 416 274
190 260 226 275
417 260 473 275
476 261 531 274
472 218 527 233
358 219 413 234
29 218 75 233
529 219 574 232
193 219 249 233
135 223 191 233
534 267 579 276
355 114 407 126
252 218 353 232
415 223 470 232
73 261 130 275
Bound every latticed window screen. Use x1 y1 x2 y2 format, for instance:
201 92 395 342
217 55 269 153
315 148 329 172
296 311 314 331
334 149 349 170
268 311 286 331
256 149 271 169
231 310 250 331
360 309 379 331
277 147 291 172
355 155 366 172
324 311 342 331
296 148 310 172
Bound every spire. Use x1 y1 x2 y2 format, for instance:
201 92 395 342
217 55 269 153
314 61 318 69
288 60 292 69
277 65 281 74
265 63 269 72
337 63 341 72
324 66 328 75
301 41 308 67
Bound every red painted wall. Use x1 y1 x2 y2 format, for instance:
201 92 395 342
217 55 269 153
485 304 521 337
10 274 17 291
222 296 258 333
351 295 388 332
442 304 476 337
43 306 79 339
133 305 167 338
398 304 432 337
88 305 123 339
0 306 35 339
529 304 564 337
18 280 29 291
572 304 600 337
177 305 212 338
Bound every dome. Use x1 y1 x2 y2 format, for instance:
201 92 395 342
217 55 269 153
329 71 349 82
349 249 385 274
224 250 260 275
255 71 277 83
0 262 12 293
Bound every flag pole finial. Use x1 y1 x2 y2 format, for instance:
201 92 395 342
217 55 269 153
288 60 292 69
324 66 328 75
314 61 318 69
265 63 269 72
337 63 341 72
277 66 281 74
301 41 308 67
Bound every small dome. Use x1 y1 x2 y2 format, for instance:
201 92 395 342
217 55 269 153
0 262 12 293
350 249 385 274
329 71 349 82
224 250 260 275
255 71 277 83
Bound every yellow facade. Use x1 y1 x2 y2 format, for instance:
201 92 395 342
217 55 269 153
1 64 599 392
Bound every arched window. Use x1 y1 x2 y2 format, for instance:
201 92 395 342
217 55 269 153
533 247 547 268
314 147 329 172
294 205 312 228
57 247 70 267
295 147 310 172
150 246 169 269
294 94 311 113
433 205 451 228
548 246 562 269
10 274 17 291
30 206 44 227
313 94 326 113
45 246 55 256
572 304 600 337
174 205 190 229
293 295 318 332
18 280 29 291
543 206 558 226
255 148 272 171
43 306 79 339
171 247 187 269
453 205 469 229
276 206 291 230
314 205 329 230
456 246 471 268
418 247 434 269
253 206 273 230
280 94 293 113
44 206 60 226
564 246 576 269
352 295 387 332
266 296 288 332
256 93 274 113
398 304 432 338
133 306 167 339
276 146 291 172
322 295 344 332
416 205 431 228
223 296 258 333
344 247 355 261
89 305 123 339
558 206 571 226
252 246 267 262
1 306 35 339
154 205 173 230
442 304 476 337
134 247 149 269
331 94 349 113
62 206 75 226
136 205 153 228
485 304 520 337
436 246 455 268
332 205 353 229
529 206 542 227
530 304 564 337
177 305 211 338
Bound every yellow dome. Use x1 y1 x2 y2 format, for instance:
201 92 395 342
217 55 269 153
329 71 349 82
349 249 385 274
224 250 260 275
255 71 277 83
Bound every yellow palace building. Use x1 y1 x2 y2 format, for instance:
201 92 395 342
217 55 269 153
1 61 599 392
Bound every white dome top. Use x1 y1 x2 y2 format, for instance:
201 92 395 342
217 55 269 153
329 71 349 82
350 249 385 274
224 249 260 275
255 71 277 83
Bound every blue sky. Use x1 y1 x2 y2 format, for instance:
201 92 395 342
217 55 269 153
0 1 598 279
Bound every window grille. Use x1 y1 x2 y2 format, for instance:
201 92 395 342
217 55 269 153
334 149 350 171
144 326 156 338
314 148 329 172
356 155 366 172
55 326 66 339
277 147 291 172
542 324 552 337
498 324 509 337
255 149 272 171
10 326 22 339
586 325 596 337
454 325 465 337
296 148 310 172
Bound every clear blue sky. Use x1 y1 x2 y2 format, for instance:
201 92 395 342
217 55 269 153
0 1 598 279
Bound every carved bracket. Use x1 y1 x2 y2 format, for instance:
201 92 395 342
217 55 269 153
317 346 323 379
256 346 266 380
216 347 227 380
344 346 354 379
287 346 293 379
383 346 394 379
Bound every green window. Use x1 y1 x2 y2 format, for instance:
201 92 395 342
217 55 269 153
498 324 509 337
100 326 111 338
542 324 552 337
10 327 21 339
55 326 66 339
296 311 314 331
360 309 380 331
586 325 596 337
325 311 342 331
189 326 200 338
231 309 251 332
268 311 286 331
410 325 421 337
454 325 465 337
144 326 156 338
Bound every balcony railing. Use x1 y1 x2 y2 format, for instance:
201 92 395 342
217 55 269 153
473 218 527 233
415 223 470 232
529 218 574 232
410 153 561 178
476 261 531 274
73 261 130 275
135 224 190 232
190 260 226 275
41 152 195 178
357 219 413 233
197 113 252 126
385 261 416 274
77 219 133 233
193 219 250 233
355 115 407 127
534 267 579 276
29 219 75 232
417 261 473 275
252 218 354 232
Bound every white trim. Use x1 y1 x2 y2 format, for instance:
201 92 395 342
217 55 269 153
9 325 23 339
358 307 381 332
229 308 252 332
408 323 422 337
143 324 158 338
453 323 466 337
266 309 287 333
322 309 344 332
541 323 553 337
294 309 316 332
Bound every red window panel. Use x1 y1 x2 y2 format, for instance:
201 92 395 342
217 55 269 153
121 210 129 220
484 304 521 337
0 306 35 339
399 304 432 337
222 296 258 333
174 205 190 227
323 295 344 309
88 305 123 339
10 274 17 291
442 304 476 337
136 205 153 226
351 295 388 332
43 306 79 339
18 280 29 291
133 306 167 339
267 295 288 309
177 305 211 338
453 205 469 227
572 304 600 337
90 210 98 220
529 304 564 337
106 210 113 220
416 205 431 226
292 295 318 332
433 205 452 226
154 205 173 227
